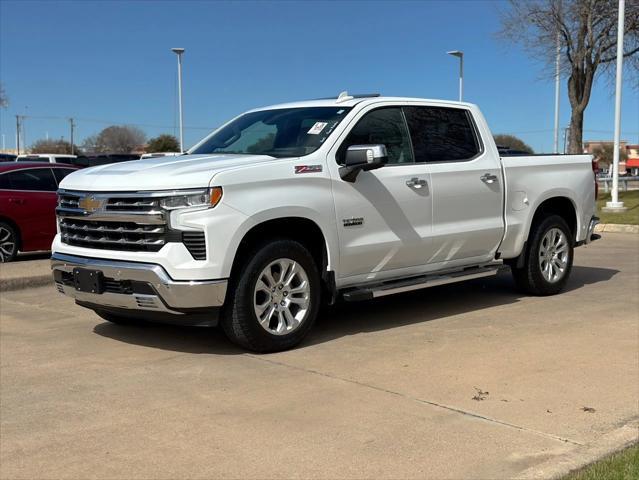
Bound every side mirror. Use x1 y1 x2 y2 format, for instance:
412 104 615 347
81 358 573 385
339 145 388 182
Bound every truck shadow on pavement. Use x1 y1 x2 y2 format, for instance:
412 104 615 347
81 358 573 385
92 265 617 354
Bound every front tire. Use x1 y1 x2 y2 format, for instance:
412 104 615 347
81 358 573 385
511 215 574 296
221 239 321 352
0 222 18 263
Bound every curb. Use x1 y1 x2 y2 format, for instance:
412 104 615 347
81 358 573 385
594 223 639 234
0 274 52 293
515 419 639 479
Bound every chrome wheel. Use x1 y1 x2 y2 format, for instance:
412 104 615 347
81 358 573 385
253 258 311 335
0 226 16 262
538 227 569 283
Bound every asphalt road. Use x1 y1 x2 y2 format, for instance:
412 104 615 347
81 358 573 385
1 233 637 479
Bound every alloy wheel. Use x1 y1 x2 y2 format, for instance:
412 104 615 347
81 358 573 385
538 227 569 283
253 258 311 335
0 226 16 262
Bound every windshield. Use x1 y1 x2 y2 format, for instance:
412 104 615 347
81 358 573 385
191 107 351 158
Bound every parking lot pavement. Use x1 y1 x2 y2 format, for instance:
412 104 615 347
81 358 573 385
1 233 637 479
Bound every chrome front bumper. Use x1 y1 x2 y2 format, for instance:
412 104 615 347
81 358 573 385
51 253 227 315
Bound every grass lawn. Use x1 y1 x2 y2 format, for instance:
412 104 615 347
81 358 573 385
563 444 639 480
597 190 639 225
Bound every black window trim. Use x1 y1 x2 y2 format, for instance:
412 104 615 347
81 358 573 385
335 104 484 166
0 167 59 192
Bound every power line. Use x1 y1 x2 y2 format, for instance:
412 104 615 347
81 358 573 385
13 114 213 131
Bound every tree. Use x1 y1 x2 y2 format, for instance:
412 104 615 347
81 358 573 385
146 134 180 153
0 83 7 109
82 125 146 154
31 138 80 155
493 134 535 153
499 0 639 153
592 143 628 169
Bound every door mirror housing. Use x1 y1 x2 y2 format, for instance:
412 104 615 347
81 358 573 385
339 145 388 182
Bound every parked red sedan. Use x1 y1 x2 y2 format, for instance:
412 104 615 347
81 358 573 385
0 162 78 262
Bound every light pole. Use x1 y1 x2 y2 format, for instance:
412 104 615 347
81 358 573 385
447 50 464 101
553 33 561 153
171 48 185 153
604 0 626 212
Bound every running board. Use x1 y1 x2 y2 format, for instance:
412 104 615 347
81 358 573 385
341 264 501 302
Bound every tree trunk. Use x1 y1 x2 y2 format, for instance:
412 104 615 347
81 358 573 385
568 107 585 154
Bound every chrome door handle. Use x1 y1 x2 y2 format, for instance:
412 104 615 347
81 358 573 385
480 173 498 184
406 177 427 189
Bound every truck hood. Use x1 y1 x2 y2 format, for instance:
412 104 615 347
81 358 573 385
60 154 279 191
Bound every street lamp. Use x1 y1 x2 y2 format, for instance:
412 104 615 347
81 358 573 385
604 0 626 212
447 50 464 102
171 48 185 153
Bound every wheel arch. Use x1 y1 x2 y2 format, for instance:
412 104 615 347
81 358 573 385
227 215 336 302
529 196 578 242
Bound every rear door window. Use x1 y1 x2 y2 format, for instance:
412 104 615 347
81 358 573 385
403 106 481 162
4 168 58 191
52 168 76 184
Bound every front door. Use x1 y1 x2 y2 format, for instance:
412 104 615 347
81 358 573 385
328 106 433 281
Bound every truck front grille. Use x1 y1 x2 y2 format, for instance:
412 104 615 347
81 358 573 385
60 218 167 252
57 190 207 259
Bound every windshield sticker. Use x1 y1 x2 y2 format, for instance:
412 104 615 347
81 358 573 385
337 109 345 114
307 122 328 135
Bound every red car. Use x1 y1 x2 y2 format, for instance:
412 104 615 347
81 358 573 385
0 162 78 262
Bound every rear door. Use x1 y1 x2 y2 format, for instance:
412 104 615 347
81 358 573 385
1 168 59 251
403 106 503 264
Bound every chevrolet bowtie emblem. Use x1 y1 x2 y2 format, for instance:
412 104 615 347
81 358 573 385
78 196 104 212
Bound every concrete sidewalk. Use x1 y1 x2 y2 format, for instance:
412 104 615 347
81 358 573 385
0 253 51 292
1 234 637 479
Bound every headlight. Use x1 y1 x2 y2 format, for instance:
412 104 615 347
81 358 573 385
159 187 223 210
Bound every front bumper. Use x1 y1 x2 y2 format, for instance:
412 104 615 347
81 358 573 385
51 253 228 317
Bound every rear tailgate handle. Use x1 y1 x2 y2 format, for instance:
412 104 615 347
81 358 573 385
481 173 498 184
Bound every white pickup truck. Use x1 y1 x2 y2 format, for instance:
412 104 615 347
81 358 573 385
52 93 599 352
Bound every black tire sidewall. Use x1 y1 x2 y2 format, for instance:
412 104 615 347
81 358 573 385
524 215 574 295
223 239 321 352
0 221 18 262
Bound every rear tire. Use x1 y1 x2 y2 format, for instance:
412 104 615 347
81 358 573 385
221 239 321 352
511 214 574 296
0 222 18 263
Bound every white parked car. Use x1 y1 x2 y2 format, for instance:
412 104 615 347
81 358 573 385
139 152 181 159
17 154 77 164
51 93 599 352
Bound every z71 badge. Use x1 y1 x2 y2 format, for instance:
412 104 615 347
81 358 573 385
294 165 323 174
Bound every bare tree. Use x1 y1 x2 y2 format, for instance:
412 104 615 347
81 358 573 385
82 125 147 154
146 134 180 153
31 138 79 155
592 142 628 168
500 0 639 153
493 134 535 153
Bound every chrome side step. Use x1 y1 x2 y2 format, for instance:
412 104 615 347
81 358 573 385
341 264 502 302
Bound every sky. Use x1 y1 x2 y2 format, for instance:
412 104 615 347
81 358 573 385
0 0 638 153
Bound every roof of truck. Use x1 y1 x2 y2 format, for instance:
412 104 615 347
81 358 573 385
250 93 475 112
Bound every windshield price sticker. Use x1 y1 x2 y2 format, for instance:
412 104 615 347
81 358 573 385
307 122 328 135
